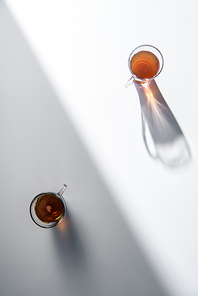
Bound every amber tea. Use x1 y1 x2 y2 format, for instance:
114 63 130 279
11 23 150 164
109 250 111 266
35 193 65 223
130 50 160 80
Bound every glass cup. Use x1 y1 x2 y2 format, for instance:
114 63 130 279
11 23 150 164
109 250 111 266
30 184 67 228
126 44 164 86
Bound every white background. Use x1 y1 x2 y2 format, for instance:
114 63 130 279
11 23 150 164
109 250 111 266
4 1 198 295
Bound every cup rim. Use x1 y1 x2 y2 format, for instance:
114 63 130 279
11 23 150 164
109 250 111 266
128 44 164 82
29 191 66 229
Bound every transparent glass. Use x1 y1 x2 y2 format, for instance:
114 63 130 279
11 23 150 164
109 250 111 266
126 44 164 86
30 184 67 228
126 45 191 168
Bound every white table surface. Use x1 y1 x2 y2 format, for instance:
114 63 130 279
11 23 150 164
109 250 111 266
2 0 198 295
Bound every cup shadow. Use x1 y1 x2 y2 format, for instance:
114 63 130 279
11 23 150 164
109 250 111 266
134 80 191 168
52 210 86 271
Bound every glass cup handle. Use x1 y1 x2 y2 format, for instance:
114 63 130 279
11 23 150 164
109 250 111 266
141 112 158 159
125 76 135 88
57 184 67 197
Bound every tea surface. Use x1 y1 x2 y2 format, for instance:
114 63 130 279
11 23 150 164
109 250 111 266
35 193 65 223
130 51 160 79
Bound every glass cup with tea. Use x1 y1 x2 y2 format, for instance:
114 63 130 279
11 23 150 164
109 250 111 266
29 184 67 228
126 45 191 167
126 44 164 86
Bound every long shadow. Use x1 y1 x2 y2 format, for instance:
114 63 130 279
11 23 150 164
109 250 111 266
52 210 86 271
135 80 191 168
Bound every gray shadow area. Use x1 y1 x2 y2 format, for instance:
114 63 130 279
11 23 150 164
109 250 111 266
135 80 191 168
53 211 86 270
0 1 169 296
